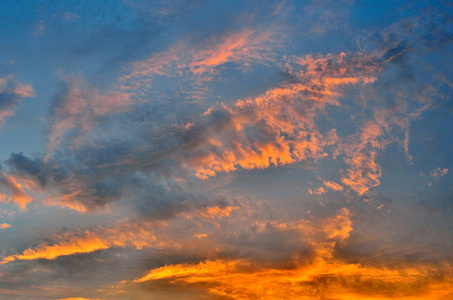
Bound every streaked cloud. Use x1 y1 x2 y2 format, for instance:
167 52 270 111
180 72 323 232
1 220 161 264
322 180 343 191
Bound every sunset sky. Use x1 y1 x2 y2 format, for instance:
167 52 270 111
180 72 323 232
0 1 452 299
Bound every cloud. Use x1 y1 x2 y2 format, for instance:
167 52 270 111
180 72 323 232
0 220 162 264
1 41 417 213
45 77 135 162
0 2 453 300
309 186 325 195
340 121 387 195
185 52 379 180
0 196 240 264
1 48 382 212
323 180 343 191
133 258 453 300
118 25 280 102
430 167 448 178
10 7 448 214
3 6 448 216
0 168 34 209
0 76 35 126
189 28 277 74
0 223 12 229
130 207 453 299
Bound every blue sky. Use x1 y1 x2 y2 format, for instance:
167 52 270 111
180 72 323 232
0 1 452 299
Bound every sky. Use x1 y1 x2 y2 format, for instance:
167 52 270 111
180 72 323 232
0 0 452 299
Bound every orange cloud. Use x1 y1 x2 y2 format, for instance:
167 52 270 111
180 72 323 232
0 201 237 264
309 186 326 195
133 208 453 300
0 223 12 229
6 233 110 262
323 207 352 243
119 27 278 100
1 221 162 264
43 191 88 213
123 28 276 79
341 121 387 195
200 206 237 219
135 257 453 300
430 167 448 178
189 28 276 74
0 174 34 209
323 180 344 191
188 52 379 179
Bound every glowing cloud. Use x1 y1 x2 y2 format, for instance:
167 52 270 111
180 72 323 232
134 208 453 299
188 52 379 180
0 223 12 229
341 121 386 195
135 258 453 300
323 180 344 191
1 221 162 264
0 172 34 209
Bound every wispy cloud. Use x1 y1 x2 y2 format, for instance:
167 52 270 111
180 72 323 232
1 220 162 264
430 167 448 178
322 180 343 191
118 26 280 101
0 169 34 209
45 77 135 162
0 76 35 126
